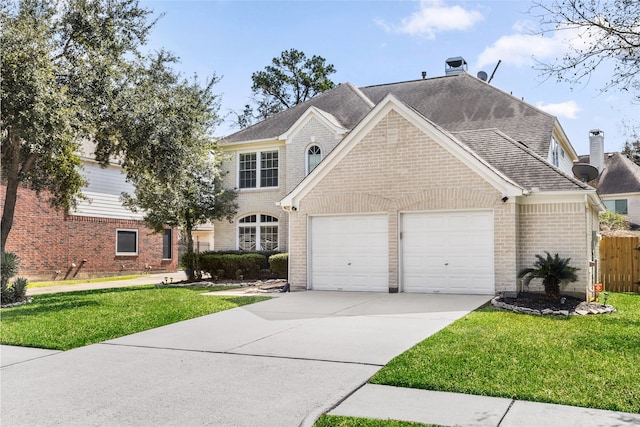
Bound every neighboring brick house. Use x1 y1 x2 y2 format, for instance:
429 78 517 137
1 148 177 281
214 61 604 297
577 130 640 228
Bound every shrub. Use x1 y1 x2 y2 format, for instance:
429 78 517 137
10 277 28 301
517 252 579 301
269 253 288 278
200 254 267 280
1 252 19 287
599 211 629 231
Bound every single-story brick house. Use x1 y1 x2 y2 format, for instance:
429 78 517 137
217 62 604 297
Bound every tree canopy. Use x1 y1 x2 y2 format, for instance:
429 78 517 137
1 0 236 257
234 48 337 127
533 0 640 100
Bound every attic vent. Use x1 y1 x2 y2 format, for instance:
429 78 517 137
445 57 468 76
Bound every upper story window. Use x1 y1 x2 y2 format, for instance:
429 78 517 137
603 199 628 215
551 137 559 167
238 150 279 189
306 145 322 175
238 214 279 251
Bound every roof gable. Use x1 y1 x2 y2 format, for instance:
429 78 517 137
280 94 524 209
222 82 373 144
278 106 348 141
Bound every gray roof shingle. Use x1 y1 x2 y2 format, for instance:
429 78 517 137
454 129 591 192
578 152 640 195
223 74 556 158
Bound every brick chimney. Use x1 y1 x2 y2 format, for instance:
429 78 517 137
589 129 604 173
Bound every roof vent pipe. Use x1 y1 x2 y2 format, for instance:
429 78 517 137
589 129 604 173
445 57 468 76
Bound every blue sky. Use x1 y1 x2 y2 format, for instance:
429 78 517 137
140 0 638 155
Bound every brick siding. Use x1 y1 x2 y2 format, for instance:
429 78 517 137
1 185 177 281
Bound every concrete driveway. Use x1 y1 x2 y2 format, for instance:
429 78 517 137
1 291 490 426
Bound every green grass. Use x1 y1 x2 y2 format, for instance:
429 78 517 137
371 292 640 414
29 274 146 288
0 285 269 350
315 415 436 427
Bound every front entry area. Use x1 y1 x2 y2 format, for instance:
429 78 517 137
401 210 494 294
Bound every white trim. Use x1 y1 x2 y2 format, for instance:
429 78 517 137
116 229 138 256
280 94 523 209
220 137 283 147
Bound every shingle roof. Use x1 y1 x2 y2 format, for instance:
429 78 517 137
223 73 556 158
454 129 591 192
222 83 373 143
578 152 640 195
360 74 556 156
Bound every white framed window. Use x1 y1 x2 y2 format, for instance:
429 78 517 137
551 137 559 167
237 214 279 251
116 229 138 256
306 145 322 175
603 199 628 215
238 150 278 189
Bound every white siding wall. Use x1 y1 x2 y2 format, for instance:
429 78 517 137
74 162 144 220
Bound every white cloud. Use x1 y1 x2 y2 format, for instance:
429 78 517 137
535 100 582 119
476 22 584 69
377 0 483 39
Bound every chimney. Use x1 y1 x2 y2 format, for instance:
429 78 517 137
445 57 468 76
589 129 604 173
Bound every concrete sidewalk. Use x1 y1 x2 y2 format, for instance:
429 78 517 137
27 271 189 295
330 383 640 427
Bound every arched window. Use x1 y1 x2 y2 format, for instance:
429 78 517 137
238 214 279 251
306 145 322 174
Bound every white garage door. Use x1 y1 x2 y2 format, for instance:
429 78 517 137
310 215 388 292
401 211 494 294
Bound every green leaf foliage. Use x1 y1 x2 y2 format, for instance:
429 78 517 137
517 251 579 300
599 211 630 231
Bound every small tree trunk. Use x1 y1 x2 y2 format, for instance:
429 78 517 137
185 215 196 281
1 133 25 254
544 278 561 301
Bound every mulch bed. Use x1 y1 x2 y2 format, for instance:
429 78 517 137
501 292 583 312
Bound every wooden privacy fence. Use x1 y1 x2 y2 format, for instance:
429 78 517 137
600 236 640 293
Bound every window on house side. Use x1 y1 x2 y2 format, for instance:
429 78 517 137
239 153 257 189
551 137 559 167
603 199 628 215
238 151 278 189
307 145 322 174
116 229 138 255
260 151 278 187
162 229 172 259
237 215 278 251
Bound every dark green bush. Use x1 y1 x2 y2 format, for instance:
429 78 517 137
200 253 267 280
269 253 288 278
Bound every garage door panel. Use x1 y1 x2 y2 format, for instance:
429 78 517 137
401 211 494 294
310 215 388 292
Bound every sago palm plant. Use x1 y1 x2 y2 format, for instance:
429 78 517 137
517 252 579 301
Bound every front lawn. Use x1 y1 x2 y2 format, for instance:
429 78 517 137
0 285 268 350
28 274 146 288
371 292 640 414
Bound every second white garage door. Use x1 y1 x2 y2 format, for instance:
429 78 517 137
401 211 494 294
310 215 388 292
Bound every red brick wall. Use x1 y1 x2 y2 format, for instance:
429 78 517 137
1 185 178 281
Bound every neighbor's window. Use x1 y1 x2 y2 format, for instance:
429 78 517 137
551 137 559 167
238 150 278 189
116 229 138 255
162 229 172 260
237 214 278 251
603 199 628 215
306 145 322 175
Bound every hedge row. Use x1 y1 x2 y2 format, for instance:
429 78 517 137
181 251 288 280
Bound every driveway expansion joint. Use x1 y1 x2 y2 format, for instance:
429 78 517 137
99 342 385 367
497 399 516 426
